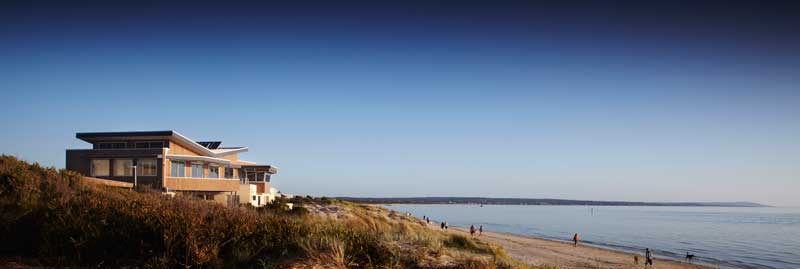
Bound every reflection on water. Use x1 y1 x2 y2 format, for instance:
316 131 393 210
386 204 800 269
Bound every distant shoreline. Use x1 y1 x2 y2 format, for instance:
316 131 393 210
338 197 769 207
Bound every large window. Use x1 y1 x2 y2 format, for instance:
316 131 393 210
170 161 185 177
137 159 157 176
91 159 110 177
191 163 204 178
114 159 134 176
224 166 234 179
208 165 219 179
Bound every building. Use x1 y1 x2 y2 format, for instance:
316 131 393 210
65 130 279 207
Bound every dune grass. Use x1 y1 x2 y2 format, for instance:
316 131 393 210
0 155 532 268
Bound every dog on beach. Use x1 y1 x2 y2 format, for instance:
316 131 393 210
686 252 695 263
634 255 639 264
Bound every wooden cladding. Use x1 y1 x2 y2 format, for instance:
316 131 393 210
164 177 239 192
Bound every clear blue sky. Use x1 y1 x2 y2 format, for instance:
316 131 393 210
1 2 798 206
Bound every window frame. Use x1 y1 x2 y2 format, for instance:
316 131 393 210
208 165 219 179
224 166 234 179
135 141 165 149
190 162 204 178
137 159 158 176
113 159 134 176
91 159 110 177
97 142 127 149
170 161 185 177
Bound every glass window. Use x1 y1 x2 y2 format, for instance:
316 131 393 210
113 159 134 176
137 159 157 176
191 163 204 178
170 161 185 177
208 165 219 179
135 141 164 148
224 167 234 179
91 159 110 177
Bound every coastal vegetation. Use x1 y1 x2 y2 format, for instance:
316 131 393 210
0 155 527 268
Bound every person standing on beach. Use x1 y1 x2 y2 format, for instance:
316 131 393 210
445 221 449 231
645 248 653 268
470 224 476 237
479 225 483 236
440 222 445 230
572 233 579 247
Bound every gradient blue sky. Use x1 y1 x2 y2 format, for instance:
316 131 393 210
1 1 798 206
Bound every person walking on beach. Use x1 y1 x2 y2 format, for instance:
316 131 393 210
479 225 483 236
645 248 653 268
444 221 449 231
572 233 579 247
440 222 445 230
470 224 476 237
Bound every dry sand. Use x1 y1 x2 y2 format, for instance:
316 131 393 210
428 223 712 269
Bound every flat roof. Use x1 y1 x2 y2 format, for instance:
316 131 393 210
74 130 248 158
76 130 175 140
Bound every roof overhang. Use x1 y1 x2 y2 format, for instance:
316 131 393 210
76 130 248 158
241 165 279 174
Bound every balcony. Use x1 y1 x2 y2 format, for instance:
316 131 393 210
164 177 239 192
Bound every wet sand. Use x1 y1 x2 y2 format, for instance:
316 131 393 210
429 223 711 269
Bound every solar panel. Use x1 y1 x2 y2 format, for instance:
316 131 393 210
197 141 222 149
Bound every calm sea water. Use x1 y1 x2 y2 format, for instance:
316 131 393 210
385 204 800 269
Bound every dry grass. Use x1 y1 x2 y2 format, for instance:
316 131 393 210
0 155 534 268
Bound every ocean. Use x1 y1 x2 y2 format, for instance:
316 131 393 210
385 204 800 269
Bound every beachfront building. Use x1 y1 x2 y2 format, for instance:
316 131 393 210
65 130 279 207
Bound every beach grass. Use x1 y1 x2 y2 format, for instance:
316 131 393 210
0 155 532 268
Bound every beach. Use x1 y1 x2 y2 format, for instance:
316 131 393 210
428 222 711 269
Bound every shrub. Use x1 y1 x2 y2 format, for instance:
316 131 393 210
0 155 523 268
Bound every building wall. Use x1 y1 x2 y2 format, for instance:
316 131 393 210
65 149 164 188
168 141 203 156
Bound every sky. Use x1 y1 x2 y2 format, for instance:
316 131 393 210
1 1 798 206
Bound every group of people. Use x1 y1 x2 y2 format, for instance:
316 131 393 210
421 215 484 236
469 224 483 237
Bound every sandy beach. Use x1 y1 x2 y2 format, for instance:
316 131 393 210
428 223 711 269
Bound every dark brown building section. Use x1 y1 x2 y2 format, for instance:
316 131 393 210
66 149 164 188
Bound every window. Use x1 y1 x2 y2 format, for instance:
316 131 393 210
170 161 185 177
98 142 126 149
137 159 157 176
224 167 234 179
114 159 134 176
252 195 256 201
91 159 110 177
208 165 219 179
135 141 165 149
191 163 204 178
